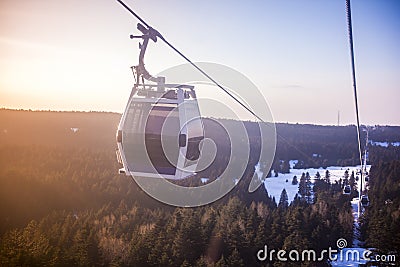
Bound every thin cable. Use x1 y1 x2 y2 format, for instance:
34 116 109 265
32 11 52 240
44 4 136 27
116 0 150 29
346 0 364 217
346 0 363 170
116 0 265 123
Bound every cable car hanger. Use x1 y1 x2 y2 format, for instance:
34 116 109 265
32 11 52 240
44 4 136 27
129 23 160 85
115 0 264 123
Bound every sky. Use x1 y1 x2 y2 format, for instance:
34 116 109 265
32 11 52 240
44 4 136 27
0 0 399 125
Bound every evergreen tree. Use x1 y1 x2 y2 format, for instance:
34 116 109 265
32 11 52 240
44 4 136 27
324 170 330 184
291 175 298 185
278 189 289 209
281 160 291 173
172 209 204 266
298 173 307 199
215 255 228 267
226 248 244 267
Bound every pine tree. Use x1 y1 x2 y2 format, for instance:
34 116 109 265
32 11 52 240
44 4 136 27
226 248 244 267
172 209 204 265
298 173 307 199
215 255 228 267
281 160 291 174
278 189 289 209
291 175 298 185
324 170 330 184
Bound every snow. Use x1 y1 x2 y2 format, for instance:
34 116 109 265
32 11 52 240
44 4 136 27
351 197 362 247
289 160 298 169
370 140 400 147
201 177 239 185
201 178 209 183
262 163 371 204
263 169 303 203
329 248 371 266
352 165 371 247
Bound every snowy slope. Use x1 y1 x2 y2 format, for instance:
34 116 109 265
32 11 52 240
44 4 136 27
263 163 370 204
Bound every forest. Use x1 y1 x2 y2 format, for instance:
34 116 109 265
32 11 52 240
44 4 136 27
0 109 399 266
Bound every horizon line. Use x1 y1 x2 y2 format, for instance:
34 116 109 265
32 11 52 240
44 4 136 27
1 107 398 127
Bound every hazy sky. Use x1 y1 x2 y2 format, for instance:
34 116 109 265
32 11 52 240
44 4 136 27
1 0 399 125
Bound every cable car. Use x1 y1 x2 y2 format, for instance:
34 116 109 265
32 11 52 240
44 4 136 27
360 195 370 207
343 185 351 195
116 23 204 179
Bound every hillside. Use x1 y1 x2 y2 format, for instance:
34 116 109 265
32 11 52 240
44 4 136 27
0 109 399 266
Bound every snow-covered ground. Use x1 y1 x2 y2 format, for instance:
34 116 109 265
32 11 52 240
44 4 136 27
201 178 209 183
351 197 362 247
369 140 400 147
329 247 371 266
263 163 370 204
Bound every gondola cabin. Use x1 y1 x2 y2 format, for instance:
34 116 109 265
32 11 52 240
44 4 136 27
116 83 204 180
361 195 370 207
343 185 351 195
